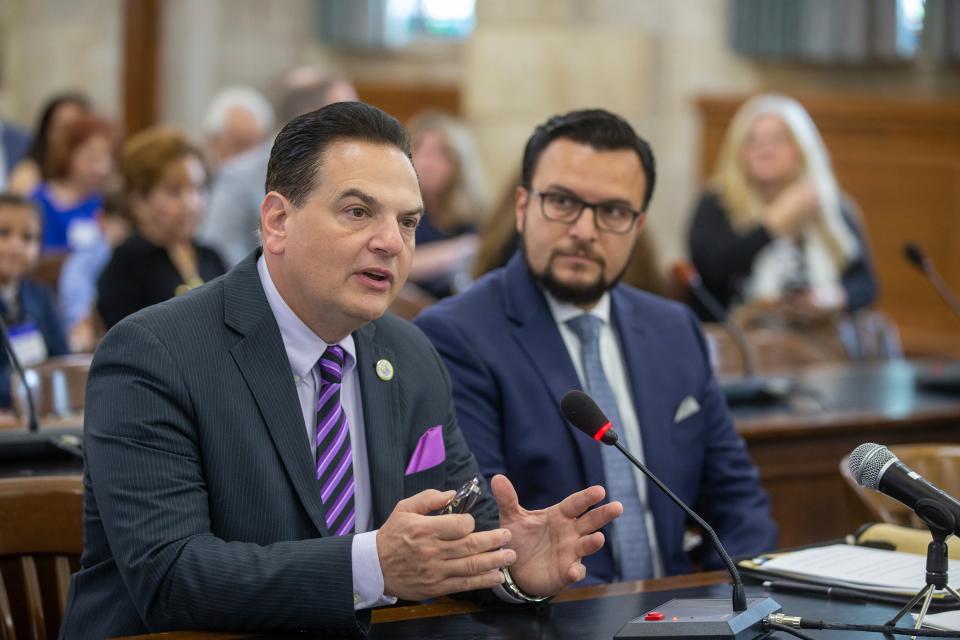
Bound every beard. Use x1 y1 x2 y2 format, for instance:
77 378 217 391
522 238 635 307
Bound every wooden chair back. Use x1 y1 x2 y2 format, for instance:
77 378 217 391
10 355 93 425
840 444 960 528
0 475 83 640
703 324 837 376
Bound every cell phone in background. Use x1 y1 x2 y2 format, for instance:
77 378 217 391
437 475 482 515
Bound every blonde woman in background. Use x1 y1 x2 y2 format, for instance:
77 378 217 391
687 94 876 320
407 111 488 298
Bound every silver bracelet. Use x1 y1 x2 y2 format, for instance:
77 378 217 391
499 566 550 603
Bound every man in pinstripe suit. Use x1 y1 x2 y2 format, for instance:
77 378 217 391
60 102 621 638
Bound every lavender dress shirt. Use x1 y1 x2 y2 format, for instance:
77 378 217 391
257 255 395 610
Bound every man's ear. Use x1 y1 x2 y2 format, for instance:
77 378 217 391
260 191 292 255
514 186 529 235
635 211 648 235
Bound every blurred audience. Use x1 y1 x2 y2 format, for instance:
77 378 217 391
474 171 669 297
58 189 132 352
198 70 357 266
472 170 522 279
0 194 68 409
0 116 31 193
202 86 275 173
30 114 116 252
8 92 91 196
688 94 876 322
407 110 488 298
97 127 225 329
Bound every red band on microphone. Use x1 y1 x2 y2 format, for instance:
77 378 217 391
593 422 612 441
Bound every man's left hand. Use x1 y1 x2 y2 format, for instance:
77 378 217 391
491 474 622 598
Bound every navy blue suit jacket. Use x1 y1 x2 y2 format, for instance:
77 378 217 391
416 254 778 582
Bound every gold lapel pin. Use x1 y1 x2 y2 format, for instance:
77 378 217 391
375 359 394 381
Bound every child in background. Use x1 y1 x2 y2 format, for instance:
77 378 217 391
0 194 68 409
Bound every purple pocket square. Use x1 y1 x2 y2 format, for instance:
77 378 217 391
405 425 445 475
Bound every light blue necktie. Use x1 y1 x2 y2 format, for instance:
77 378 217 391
566 314 654 581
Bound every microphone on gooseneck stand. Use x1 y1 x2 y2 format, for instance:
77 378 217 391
0 316 38 433
672 262 792 405
902 243 960 394
904 242 960 322
561 390 780 639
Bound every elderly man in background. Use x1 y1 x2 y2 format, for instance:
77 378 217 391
202 86 275 173
198 69 357 266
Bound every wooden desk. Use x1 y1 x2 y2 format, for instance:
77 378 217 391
732 358 960 547
114 570 908 639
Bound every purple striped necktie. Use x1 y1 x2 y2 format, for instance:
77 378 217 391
315 345 355 536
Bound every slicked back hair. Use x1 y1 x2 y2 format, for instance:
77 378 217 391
265 101 411 207
521 109 656 212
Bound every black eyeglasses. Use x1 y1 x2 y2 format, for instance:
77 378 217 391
529 189 643 235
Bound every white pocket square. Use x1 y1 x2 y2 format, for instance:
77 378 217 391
673 396 700 423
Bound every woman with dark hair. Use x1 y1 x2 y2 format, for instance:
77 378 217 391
30 114 115 251
97 126 225 329
8 92 91 196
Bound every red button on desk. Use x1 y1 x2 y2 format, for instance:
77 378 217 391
644 612 664 621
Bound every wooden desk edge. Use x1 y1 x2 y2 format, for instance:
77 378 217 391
112 571 729 638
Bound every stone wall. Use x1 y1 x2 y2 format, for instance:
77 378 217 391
2 0 958 263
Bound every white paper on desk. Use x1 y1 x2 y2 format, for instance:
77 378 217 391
916 609 960 631
760 544 958 595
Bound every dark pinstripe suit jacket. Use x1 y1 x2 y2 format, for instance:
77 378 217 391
59 253 497 638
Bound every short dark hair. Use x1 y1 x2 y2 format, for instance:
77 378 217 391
0 192 38 214
521 109 656 212
265 101 411 207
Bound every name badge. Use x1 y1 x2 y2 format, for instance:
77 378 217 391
67 218 102 250
7 323 47 367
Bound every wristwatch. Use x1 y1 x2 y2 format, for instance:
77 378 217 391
498 566 550 604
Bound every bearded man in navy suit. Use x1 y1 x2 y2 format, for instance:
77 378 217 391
417 109 777 585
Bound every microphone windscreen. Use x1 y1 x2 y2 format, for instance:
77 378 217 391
670 260 701 288
848 442 896 489
903 242 926 270
561 390 617 444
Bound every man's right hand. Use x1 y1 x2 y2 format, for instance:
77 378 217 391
377 489 515 600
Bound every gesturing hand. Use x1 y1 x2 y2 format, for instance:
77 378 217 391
491 475 622 598
377 488 515 601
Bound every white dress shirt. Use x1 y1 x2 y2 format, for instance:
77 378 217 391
545 291 664 578
257 255 395 609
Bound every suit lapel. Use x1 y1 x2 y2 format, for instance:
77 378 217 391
353 321 405 527
503 256 606 490
224 254 330 536
610 289 673 538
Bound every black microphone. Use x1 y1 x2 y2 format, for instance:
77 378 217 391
0 316 38 433
561 390 779 638
848 443 960 535
903 242 960 322
672 262 792 405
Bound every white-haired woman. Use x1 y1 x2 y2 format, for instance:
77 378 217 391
687 94 876 319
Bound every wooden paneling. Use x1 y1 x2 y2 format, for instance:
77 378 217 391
122 0 162 137
355 82 460 124
731 359 960 548
697 96 960 356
